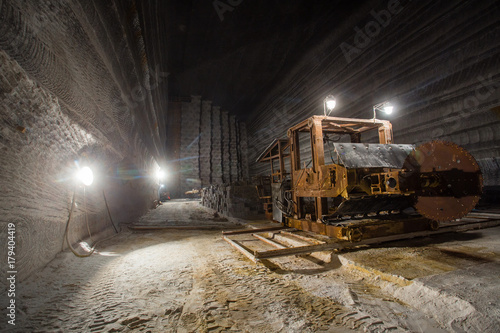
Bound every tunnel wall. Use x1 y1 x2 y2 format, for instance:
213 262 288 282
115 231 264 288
167 97 249 196
247 0 500 188
0 0 167 281
201 184 263 219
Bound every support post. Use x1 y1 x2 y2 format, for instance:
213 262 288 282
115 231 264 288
310 118 327 221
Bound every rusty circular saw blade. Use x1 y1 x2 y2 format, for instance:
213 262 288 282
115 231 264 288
407 141 483 222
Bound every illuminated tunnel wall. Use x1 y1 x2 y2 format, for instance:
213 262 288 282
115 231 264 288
0 0 167 281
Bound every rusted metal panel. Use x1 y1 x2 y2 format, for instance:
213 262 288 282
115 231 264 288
261 115 482 228
332 196 414 217
285 217 342 238
293 165 347 198
286 216 434 242
333 143 414 169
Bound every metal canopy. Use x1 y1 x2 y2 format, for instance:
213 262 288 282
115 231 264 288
333 143 415 169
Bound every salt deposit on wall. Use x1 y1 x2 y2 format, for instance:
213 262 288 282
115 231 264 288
0 0 167 281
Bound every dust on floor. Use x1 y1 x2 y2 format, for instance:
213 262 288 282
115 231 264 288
3 200 497 332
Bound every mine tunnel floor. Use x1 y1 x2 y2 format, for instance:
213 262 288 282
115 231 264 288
7 200 500 332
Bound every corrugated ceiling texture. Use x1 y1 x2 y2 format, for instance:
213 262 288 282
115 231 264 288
247 0 500 186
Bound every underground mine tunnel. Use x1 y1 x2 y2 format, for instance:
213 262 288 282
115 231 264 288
1 0 500 332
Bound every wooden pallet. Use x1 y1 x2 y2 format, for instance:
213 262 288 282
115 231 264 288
222 212 500 263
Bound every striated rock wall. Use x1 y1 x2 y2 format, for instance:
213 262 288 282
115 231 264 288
247 0 500 189
0 0 167 281
201 184 263 219
168 97 249 195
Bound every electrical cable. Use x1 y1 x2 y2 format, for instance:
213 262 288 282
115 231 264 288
103 190 119 233
62 187 120 258
61 190 76 252
84 187 94 243
275 177 294 217
62 189 96 257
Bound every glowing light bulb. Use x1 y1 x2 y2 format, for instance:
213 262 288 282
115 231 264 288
326 99 336 111
156 169 165 180
383 105 394 114
77 166 94 186
323 95 337 116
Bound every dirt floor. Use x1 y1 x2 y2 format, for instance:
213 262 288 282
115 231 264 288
3 199 500 332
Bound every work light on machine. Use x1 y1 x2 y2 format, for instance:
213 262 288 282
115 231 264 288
323 95 336 116
373 101 394 120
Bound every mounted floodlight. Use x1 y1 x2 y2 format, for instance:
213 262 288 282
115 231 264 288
373 101 394 120
76 166 94 186
383 104 394 114
323 95 337 116
156 169 166 181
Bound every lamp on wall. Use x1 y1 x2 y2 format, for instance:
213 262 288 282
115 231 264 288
63 165 118 257
76 166 94 186
373 101 394 120
156 168 166 181
323 95 337 116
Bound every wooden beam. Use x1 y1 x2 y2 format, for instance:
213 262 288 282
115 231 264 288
225 219 500 262
129 225 224 230
222 226 292 235
223 236 258 263
255 242 341 259
252 233 287 249
280 231 326 245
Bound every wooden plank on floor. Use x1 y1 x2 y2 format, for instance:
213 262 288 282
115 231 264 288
129 225 226 230
222 226 294 235
225 218 500 262
280 230 326 245
255 242 342 259
252 233 287 249
255 219 500 260
223 236 259 263
458 217 486 223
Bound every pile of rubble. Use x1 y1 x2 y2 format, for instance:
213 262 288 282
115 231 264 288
201 183 263 219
